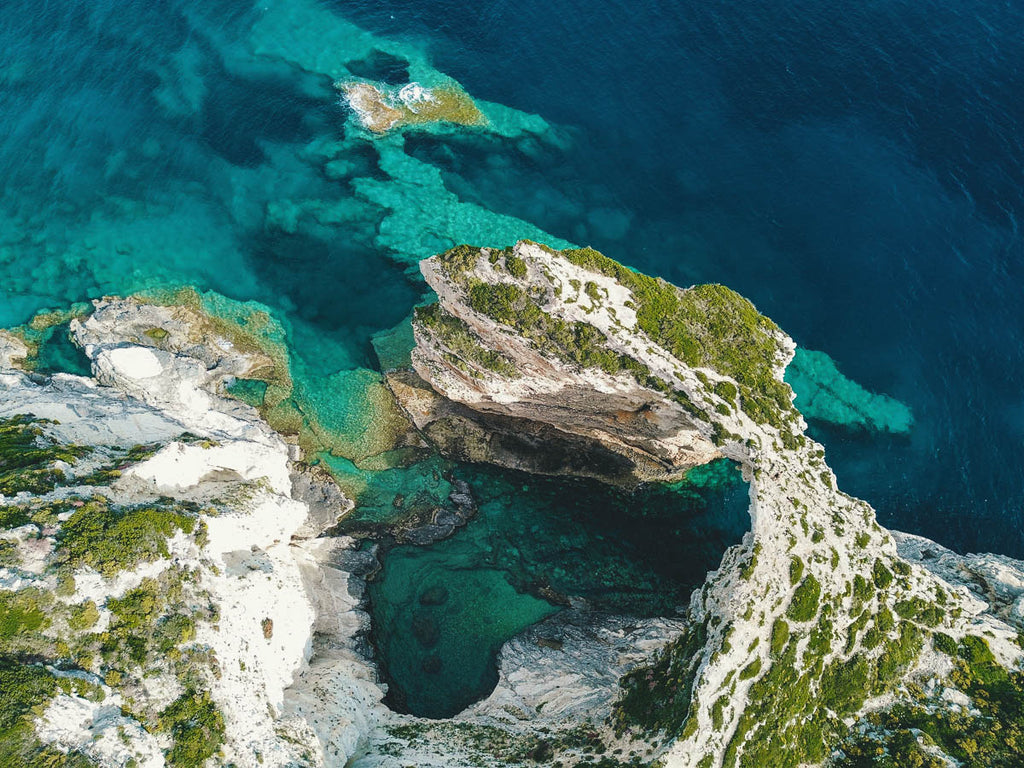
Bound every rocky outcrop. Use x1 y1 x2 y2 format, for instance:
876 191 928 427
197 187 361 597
0 329 29 370
403 241 1024 767
465 606 688 725
391 241 749 484
5 292 689 768
339 80 485 134
0 296 389 767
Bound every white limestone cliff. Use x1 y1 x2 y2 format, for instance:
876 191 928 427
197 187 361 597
0 298 387 767
402 241 1024 767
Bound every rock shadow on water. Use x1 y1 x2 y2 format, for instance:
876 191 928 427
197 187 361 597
344 49 411 85
198 62 330 168
366 458 750 719
246 229 421 363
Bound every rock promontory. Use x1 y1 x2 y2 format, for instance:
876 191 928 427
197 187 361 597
399 240 1024 767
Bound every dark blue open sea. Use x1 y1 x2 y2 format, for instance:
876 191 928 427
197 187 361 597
2 0 1023 715
338 0 1024 556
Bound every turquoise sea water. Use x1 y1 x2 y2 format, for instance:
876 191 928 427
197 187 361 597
3 0 1023 717
363 462 748 715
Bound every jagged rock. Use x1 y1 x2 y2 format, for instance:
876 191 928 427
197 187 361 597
0 329 29 370
390 241 750 485
71 295 277 382
895 531 1024 629
464 605 688 725
395 477 478 545
291 465 356 539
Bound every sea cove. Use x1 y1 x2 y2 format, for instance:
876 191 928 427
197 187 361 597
2 0 1024 766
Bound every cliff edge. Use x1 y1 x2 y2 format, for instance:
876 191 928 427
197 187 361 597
399 240 1024 768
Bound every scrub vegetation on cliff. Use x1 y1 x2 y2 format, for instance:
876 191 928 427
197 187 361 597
0 415 90 496
0 415 225 766
432 243 797 436
559 247 796 433
838 634 1024 767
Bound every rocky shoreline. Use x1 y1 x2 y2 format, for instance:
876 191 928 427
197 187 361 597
2 250 1024 767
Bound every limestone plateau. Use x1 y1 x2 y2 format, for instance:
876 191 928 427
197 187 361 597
0 243 1022 768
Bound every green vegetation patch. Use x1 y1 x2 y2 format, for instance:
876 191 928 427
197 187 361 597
612 620 708 737
872 558 894 589
434 244 484 284
461 278 706 421
739 657 763 681
0 589 51 656
87 568 215 704
159 689 225 767
57 498 197 577
559 247 796 432
0 415 90 496
414 303 519 378
505 253 528 278
723 614 923 768
838 635 1024 767
770 619 790 658
786 574 821 623
789 556 804 585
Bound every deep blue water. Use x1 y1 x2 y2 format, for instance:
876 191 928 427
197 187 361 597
1 0 1022 558
339 0 1024 556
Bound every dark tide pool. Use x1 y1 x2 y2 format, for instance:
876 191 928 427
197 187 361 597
366 461 749 718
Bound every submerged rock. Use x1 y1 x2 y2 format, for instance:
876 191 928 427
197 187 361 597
786 347 914 433
418 584 449 606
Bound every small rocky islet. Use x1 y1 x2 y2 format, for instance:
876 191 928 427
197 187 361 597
1 241 1023 768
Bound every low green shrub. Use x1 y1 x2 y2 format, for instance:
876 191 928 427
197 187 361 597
612 621 708 737
0 416 90 496
159 689 225 767
786 575 821 622
57 499 195 576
